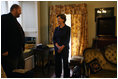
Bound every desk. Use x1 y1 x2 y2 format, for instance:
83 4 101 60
47 44 55 71
47 44 55 55
33 44 54 73
33 48 49 73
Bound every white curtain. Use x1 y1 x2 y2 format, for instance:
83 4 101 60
1 1 21 24
1 1 19 15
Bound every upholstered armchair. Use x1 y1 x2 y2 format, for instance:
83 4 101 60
83 44 117 78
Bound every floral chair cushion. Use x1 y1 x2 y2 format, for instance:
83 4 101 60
83 46 117 71
104 44 117 65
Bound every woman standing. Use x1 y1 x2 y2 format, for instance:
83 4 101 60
53 14 70 78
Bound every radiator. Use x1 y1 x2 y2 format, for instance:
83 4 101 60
24 55 34 71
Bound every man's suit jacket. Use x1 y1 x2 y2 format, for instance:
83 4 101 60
1 13 25 57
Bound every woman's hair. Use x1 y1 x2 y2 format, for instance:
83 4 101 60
10 4 20 12
57 14 66 23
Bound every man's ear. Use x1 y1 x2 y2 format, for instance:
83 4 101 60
12 8 16 12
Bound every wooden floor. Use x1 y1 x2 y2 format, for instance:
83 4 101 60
33 64 73 78
32 64 117 78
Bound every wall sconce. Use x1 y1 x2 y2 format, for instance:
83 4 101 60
95 7 114 21
97 10 102 14
102 9 107 13
97 9 107 14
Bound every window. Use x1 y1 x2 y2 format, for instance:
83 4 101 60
1 1 8 15
1 1 22 24
65 14 71 62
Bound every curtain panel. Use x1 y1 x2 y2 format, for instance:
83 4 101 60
49 3 88 56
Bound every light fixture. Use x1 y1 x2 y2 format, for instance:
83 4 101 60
97 8 107 14
95 7 114 21
97 10 102 14
102 9 107 13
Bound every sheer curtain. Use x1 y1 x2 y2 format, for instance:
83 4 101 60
1 1 19 14
1 1 8 15
1 1 21 24
49 4 88 56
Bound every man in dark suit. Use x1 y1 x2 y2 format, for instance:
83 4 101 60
1 4 25 77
